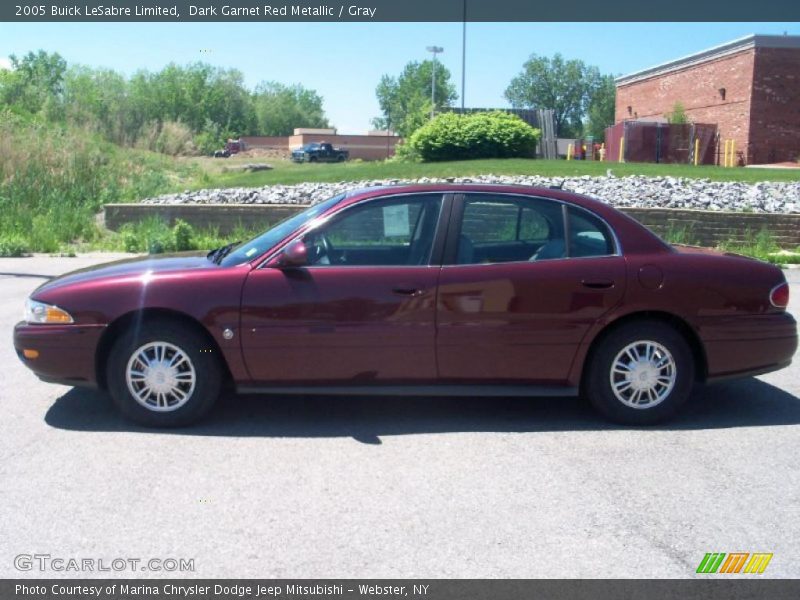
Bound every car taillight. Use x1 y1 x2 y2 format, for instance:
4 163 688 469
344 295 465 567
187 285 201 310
770 282 789 308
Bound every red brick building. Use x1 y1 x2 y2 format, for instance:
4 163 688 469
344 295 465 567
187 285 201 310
615 34 800 165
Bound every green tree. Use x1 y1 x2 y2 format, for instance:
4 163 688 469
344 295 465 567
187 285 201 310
252 82 329 136
126 63 255 138
373 60 457 138
585 74 616 141
505 53 605 137
64 66 133 144
0 50 67 115
0 50 331 154
665 101 690 124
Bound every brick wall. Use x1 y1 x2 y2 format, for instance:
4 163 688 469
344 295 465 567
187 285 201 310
616 49 755 164
104 204 298 233
749 47 800 164
239 136 289 150
104 203 800 248
622 208 800 247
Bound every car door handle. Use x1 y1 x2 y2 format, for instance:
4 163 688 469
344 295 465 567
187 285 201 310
581 280 615 289
392 287 424 297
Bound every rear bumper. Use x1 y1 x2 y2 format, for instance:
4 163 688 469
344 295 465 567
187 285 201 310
13 322 105 387
700 312 798 382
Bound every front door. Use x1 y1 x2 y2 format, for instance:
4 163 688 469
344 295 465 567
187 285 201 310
240 193 447 385
436 193 626 384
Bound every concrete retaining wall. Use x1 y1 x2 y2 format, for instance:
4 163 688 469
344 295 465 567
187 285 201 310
103 203 800 247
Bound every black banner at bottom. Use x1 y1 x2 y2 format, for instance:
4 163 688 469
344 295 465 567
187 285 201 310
4 579 800 600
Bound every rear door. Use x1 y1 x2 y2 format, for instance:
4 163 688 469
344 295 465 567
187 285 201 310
436 193 626 384
240 193 450 385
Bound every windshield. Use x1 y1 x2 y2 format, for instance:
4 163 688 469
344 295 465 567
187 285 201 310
218 193 346 266
302 143 320 151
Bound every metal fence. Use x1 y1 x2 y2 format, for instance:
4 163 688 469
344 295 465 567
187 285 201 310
605 121 718 165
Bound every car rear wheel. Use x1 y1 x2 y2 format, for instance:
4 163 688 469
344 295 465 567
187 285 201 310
107 320 221 427
584 321 694 424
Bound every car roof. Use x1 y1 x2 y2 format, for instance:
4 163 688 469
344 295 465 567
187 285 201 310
342 183 607 212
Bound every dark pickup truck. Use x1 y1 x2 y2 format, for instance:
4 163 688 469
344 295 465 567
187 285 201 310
291 142 349 163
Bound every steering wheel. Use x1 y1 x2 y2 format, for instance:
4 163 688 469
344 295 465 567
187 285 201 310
310 232 336 265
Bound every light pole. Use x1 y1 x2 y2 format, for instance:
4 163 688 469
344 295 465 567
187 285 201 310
426 45 444 119
461 0 466 111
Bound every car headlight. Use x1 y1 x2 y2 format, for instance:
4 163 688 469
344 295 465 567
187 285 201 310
24 299 74 324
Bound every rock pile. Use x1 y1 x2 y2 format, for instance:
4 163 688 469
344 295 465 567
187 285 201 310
140 174 800 213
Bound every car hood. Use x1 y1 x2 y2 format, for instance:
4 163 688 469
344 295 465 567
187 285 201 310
33 252 217 295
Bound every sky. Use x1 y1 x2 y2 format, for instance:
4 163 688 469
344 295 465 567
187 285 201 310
0 21 797 133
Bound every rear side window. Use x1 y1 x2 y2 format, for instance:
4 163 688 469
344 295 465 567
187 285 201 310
456 195 565 264
568 208 616 257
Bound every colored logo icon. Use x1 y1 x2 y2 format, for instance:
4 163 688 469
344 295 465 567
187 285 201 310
696 553 773 574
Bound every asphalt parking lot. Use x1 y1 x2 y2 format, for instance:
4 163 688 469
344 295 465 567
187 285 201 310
1 255 798 579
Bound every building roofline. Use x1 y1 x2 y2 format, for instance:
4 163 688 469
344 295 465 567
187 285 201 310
615 34 800 86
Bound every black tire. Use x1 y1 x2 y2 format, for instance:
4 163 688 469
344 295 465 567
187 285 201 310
106 320 222 427
584 321 695 425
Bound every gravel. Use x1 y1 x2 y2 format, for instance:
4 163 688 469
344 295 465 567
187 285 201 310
140 174 800 213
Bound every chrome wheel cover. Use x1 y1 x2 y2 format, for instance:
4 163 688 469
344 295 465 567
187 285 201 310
609 340 676 409
125 342 196 412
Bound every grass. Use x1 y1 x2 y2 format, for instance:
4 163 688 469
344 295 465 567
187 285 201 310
0 114 201 254
66 218 264 256
662 223 699 246
187 156 800 189
717 228 800 266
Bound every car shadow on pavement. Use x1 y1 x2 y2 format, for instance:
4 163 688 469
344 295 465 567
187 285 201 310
44 377 800 441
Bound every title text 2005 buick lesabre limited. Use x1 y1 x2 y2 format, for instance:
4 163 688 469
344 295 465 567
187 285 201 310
14 185 797 426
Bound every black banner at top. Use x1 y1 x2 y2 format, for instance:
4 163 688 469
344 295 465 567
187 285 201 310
2 0 800 22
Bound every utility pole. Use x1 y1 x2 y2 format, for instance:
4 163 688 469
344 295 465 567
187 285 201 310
461 0 466 111
426 45 444 119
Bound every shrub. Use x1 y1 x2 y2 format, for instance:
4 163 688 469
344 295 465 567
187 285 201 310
121 228 140 253
392 141 421 162
117 217 174 254
136 120 196 156
172 219 195 251
0 234 28 257
407 111 541 162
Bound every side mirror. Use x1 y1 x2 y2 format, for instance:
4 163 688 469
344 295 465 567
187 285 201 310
276 239 308 268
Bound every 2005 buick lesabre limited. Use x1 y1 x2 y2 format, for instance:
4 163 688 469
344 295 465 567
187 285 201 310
13 185 798 426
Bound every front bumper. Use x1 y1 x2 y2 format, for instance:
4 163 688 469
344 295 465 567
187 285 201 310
700 312 798 381
13 322 106 387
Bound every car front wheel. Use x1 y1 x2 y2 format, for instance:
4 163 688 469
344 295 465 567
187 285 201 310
584 321 695 424
107 320 222 427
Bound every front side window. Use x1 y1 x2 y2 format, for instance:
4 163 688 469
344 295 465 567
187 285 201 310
305 194 443 266
456 195 565 264
220 193 345 266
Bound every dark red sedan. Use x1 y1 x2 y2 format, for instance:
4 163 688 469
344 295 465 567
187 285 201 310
14 185 797 426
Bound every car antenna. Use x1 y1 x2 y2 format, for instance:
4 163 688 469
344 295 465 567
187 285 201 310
549 180 565 190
